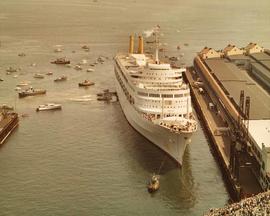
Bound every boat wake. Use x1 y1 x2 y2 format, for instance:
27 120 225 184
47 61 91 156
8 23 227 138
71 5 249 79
68 95 93 102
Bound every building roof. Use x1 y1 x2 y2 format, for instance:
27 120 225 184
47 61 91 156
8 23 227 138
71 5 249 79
199 47 212 55
249 120 270 149
245 42 264 52
245 42 258 50
204 58 270 120
224 44 236 52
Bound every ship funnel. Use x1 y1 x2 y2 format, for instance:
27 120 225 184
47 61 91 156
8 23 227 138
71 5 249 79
129 35 134 54
138 35 144 54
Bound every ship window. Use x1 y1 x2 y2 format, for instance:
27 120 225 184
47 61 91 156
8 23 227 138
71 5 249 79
149 93 160 97
138 92 148 96
161 94 173 98
165 100 172 105
174 94 183 98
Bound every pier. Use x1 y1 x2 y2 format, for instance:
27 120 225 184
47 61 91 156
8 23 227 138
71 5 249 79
0 111 19 145
184 45 270 200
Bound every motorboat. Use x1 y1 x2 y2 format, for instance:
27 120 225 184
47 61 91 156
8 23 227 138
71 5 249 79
18 53 26 57
54 75 67 82
18 87 46 98
74 65 82 70
17 81 30 87
46 72 53 75
36 103 62 112
86 68 94 72
51 57 70 64
33 73 45 79
78 80 95 87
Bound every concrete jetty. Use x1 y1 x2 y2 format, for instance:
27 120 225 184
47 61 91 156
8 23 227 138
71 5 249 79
184 44 270 201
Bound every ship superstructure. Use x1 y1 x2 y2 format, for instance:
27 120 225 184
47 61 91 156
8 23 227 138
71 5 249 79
114 27 197 164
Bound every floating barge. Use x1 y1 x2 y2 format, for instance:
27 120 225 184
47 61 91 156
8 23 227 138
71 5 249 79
185 43 270 201
0 112 19 145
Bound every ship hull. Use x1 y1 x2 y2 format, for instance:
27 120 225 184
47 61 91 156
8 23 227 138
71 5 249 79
115 78 192 165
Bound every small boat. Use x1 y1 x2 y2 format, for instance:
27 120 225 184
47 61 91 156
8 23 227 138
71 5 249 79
169 56 179 61
46 72 53 75
51 57 70 64
0 104 14 111
81 59 88 65
18 87 46 98
86 68 94 72
0 78 3 81
81 45 90 50
18 52 26 57
33 73 45 79
78 80 95 87
6 67 17 73
74 65 82 70
15 87 21 91
147 174 160 193
54 75 67 82
54 48 62 53
36 103 62 112
17 81 30 87
96 90 118 102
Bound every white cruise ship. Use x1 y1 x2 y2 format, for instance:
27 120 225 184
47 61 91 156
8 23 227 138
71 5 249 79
114 28 197 165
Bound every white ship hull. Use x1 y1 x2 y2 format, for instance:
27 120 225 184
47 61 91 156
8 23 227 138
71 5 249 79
115 78 192 165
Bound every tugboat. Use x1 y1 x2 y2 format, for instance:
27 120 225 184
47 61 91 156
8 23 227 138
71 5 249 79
78 80 95 87
18 87 46 98
51 57 70 64
36 103 62 112
54 75 67 82
147 174 160 193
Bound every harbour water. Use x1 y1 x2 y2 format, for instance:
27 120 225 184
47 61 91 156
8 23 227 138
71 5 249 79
0 0 269 215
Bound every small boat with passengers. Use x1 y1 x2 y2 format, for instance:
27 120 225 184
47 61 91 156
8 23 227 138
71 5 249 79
51 57 70 64
36 103 62 112
54 75 67 82
78 80 95 87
